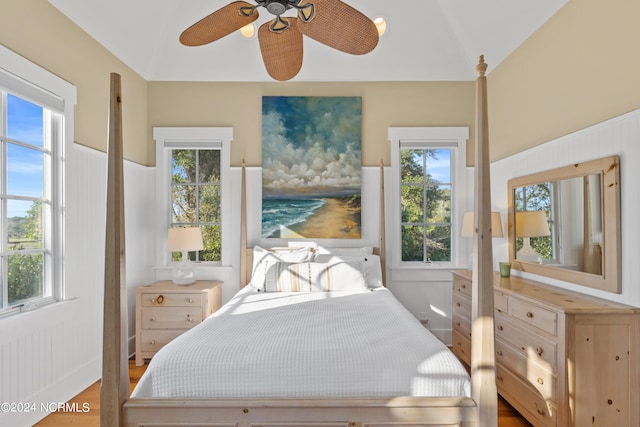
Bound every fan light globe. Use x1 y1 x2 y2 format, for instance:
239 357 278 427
373 17 387 36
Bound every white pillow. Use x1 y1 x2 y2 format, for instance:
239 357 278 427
314 253 384 289
316 246 374 255
265 260 367 292
250 246 314 291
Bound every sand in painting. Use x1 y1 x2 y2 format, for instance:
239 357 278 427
276 197 360 239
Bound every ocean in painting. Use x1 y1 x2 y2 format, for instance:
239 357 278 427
262 198 326 238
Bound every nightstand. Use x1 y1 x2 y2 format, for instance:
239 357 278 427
135 280 222 366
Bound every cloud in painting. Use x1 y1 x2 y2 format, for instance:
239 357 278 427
262 97 361 198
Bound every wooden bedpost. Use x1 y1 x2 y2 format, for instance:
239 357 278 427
101 73 129 427
470 55 498 426
379 159 386 286
240 159 248 287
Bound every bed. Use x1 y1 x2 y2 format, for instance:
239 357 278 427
101 57 498 427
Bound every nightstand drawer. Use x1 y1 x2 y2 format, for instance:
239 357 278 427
140 330 183 352
141 292 203 307
509 297 558 336
141 306 203 329
495 312 557 371
496 338 556 400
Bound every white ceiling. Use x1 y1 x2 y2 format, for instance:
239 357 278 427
48 0 567 82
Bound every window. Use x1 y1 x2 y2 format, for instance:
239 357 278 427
154 127 232 267
170 148 221 261
389 127 469 267
400 148 453 262
0 45 75 314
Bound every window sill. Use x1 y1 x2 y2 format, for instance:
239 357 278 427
0 297 76 320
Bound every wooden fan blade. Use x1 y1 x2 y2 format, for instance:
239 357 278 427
180 1 259 46
258 18 303 81
297 0 378 55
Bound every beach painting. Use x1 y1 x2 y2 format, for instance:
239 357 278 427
262 96 362 239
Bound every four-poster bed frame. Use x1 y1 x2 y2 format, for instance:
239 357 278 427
100 57 497 427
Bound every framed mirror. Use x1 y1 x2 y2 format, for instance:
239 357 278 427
507 155 621 293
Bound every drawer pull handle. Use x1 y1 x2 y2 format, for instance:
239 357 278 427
536 347 544 356
526 311 534 318
537 407 545 416
497 325 503 331
496 375 503 382
149 317 156 322
455 321 461 326
150 340 156 345
456 302 461 307
156 295 165 304
186 314 193 322
537 377 544 385
497 350 503 356
187 298 194 303
461 284 466 289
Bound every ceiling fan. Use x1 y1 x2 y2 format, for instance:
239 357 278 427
179 0 379 81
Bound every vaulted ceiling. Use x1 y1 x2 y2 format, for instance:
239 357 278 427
49 0 567 82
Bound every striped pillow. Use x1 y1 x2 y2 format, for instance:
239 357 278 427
265 261 366 292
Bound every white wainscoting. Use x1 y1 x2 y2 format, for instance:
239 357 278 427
491 108 640 307
0 144 152 426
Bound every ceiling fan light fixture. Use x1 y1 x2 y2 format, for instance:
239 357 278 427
240 22 256 38
373 17 387 36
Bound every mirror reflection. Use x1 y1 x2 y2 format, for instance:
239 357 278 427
507 155 620 293
514 174 602 274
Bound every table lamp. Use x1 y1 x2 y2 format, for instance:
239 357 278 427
515 211 550 263
167 227 204 285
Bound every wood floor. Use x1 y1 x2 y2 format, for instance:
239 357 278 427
36 359 531 426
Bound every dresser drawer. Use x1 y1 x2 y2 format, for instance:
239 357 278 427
495 311 557 371
496 338 556 400
141 292 203 307
509 297 558 336
452 292 471 320
497 364 557 427
453 276 472 298
453 313 471 339
141 306 203 329
140 330 183 352
494 290 509 313
452 330 471 364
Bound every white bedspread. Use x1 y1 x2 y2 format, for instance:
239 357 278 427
131 287 471 399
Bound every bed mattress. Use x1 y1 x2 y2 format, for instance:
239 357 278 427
131 286 471 399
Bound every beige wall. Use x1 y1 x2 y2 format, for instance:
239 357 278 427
0 0 148 165
5 0 637 167
147 81 476 167
489 0 640 161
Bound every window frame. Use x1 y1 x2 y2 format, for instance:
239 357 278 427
153 127 233 269
0 45 76 316
389 127 469 269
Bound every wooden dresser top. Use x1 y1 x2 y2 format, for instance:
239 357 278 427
452 269 640 314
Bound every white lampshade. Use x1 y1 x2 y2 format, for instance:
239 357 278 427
167 227 204 253
167 227 203 285
515 211 550 238
461 212 504 238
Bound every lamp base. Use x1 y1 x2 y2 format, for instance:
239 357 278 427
517 238 543 264
172 260 196 285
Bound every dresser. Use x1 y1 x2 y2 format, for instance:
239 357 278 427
451 270 640 427
135 280 222 366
